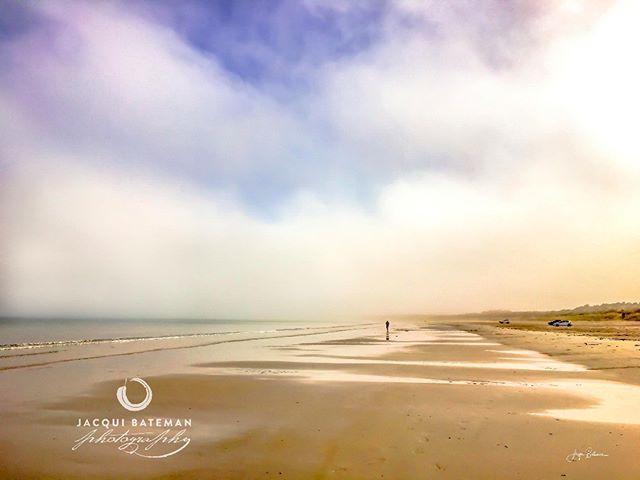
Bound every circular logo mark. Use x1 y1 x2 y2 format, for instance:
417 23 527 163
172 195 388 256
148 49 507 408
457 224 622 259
116 377 153 412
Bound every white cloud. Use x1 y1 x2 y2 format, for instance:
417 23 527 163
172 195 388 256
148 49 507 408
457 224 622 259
2 0 640 319
4 156 639 319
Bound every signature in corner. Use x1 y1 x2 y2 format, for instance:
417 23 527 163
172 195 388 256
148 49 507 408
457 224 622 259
566 447 608 462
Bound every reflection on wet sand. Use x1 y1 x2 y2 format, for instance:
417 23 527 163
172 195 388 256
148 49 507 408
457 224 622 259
197 326 640 425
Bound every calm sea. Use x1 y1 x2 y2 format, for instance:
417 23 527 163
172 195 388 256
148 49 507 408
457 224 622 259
0 317 340 347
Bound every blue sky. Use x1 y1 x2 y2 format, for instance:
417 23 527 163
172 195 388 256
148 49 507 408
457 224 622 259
143 0 389 84
0 0 550 214
1 0 639 319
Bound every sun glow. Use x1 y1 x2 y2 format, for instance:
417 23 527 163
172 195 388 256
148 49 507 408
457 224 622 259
555 0 640 167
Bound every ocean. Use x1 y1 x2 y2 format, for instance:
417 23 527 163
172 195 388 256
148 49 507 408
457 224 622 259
0 317 347 348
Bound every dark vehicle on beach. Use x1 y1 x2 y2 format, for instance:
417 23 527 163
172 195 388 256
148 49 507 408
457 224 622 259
548 319 572 327
499 319 510 324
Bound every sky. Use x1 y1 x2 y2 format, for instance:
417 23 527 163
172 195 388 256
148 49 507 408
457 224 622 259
1 0 639 320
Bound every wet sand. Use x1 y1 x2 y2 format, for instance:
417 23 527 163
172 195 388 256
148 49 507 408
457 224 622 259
1 321 640 479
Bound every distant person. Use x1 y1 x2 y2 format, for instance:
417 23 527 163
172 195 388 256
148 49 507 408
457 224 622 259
385 320 390 341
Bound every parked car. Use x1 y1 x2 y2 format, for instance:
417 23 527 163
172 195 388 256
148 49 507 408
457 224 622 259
499 319 510 324
548 319 572 327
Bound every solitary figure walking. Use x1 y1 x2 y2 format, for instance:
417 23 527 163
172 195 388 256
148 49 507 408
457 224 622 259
385 320 390 340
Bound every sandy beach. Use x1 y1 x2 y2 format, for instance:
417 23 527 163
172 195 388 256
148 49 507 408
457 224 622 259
0 318 639 479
